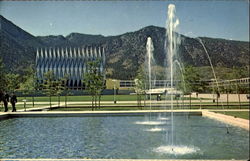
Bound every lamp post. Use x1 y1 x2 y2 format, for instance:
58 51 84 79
112 80 117 104
211 79 216 103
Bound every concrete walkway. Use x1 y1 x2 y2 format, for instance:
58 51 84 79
17 102 65 112
190 93 249 102
14 100 249 106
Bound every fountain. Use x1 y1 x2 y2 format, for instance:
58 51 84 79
196 38 228 132
152 4 201 155
174 60 186 109
166 3 180 147
196 38 221 96
145 127 167 132
134 37 164 126
174 60 186 92
136 3 231 156
146 37 155 110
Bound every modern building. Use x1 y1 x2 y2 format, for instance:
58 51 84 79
36 46 105 89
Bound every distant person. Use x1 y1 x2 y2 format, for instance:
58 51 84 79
10 93 17 112
196 92 199 98
158 94 161 101
3 92 10 112
216 91 220 99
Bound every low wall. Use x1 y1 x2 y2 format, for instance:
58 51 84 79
0 113 9 120
202 110 249 131
0 110 202 120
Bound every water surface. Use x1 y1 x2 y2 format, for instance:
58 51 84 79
0 115 249 159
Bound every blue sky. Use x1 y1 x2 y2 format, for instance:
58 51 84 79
0 1 249 41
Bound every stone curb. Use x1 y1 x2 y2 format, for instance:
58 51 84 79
0 159 247 161
202 110 249 130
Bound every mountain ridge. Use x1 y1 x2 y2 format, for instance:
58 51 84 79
0 15 249 79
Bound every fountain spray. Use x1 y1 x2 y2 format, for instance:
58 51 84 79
174 60 186 92
166 4 180 146
153 4 200 155
146 37 154 111
196 38 227 133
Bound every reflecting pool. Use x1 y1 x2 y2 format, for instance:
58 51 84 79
0 115 249 159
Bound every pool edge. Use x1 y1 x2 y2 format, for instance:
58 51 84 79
0 159 248 161
5 110 202 118
202 110 249 131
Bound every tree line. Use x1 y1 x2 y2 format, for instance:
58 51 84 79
0 58 105 110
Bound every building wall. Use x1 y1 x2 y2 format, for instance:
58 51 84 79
106 79 120 89
36 46 105 89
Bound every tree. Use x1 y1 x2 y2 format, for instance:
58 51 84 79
19 75 37 107
134 67 146 109
60 74 71 108
0 58 7 92
42 71 58 109
96 75 105 109
5 73 21 92
19 66 37 107
54 77 65 107
19 65 36 85
183 65 206 93
83 60 105 110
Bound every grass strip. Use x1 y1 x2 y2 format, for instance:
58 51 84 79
214 111 249 120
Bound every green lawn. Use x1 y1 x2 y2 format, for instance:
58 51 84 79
17 95 138 102
1 94 248 112
1 101 247 112
214 111 249 120
50 107 145 111
50 106 192 111
48 104 249 112
189 105 249 109
17 95 213 103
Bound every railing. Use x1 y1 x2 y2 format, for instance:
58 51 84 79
119 80 182 88
119 78 250 89
209 77 250 87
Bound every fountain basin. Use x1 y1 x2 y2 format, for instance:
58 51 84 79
0 112 249 159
